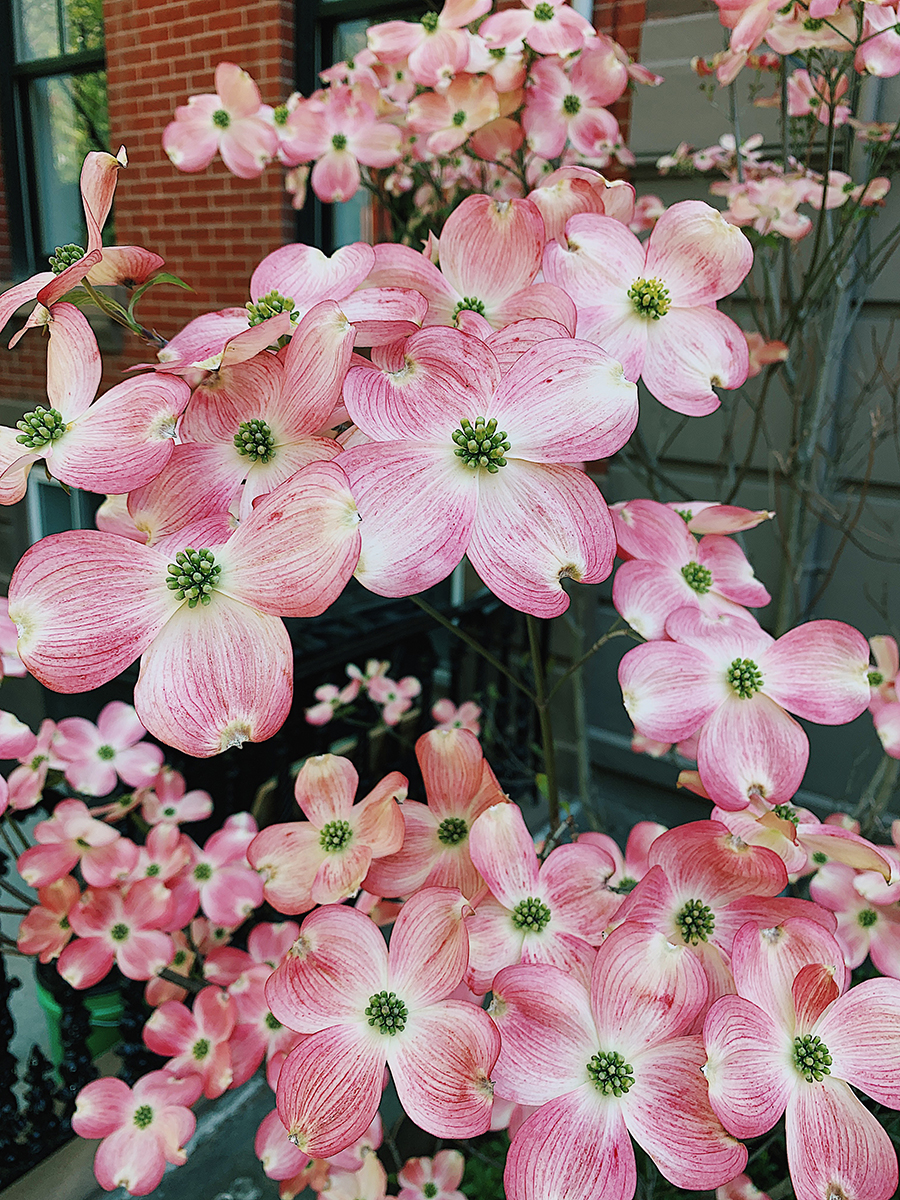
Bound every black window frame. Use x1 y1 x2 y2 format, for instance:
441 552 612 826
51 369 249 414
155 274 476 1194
0 1 106 281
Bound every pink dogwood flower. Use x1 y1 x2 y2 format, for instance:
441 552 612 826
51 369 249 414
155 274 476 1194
810 861 900 977
17 875 80 963
367 0 492 87
59 879 174 989
368 673 422 725
163 62 279 178
144 985 237 1098
18 798 138 888
523 55 622 161
399 1150 466 1200
138 767 214 826
543 201 753 414
72 1071 202 1196
489 922 747 1200
9 460 362 756
205 919 300 987
480 0 596 56
265 888 500 1155
52 701 164 797
431 698 481 735
704 919 900 1200
340 324 637 616
6 718 56 811
248 754 405 914
178 813 264 928
365 728 506 899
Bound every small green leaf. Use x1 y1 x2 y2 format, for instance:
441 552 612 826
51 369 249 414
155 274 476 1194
128 272 193 321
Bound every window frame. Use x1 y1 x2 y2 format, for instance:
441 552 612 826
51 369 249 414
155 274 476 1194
0 0 106 280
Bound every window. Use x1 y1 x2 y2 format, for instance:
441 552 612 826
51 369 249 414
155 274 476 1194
0 0 108 279
25 472 101 545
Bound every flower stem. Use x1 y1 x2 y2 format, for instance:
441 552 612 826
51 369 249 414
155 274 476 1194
157 967 206 994
854 753 900 838
527 614 559 830
546 624 638 702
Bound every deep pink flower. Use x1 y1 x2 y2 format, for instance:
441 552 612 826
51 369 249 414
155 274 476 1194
18 798 138 888
7 718 56 811
17 875 80 963
72 1071 202 1196
144 985 237 1098
265 888 500 1155
368 673 422 725
340 324 636 616
490 922 747 1200
248 754 405 914
178 813 264 928
138 767 213 826
544 201 753 415
52 701 164 797
431 698 481 735
59 879 174 989
399 1150 466 1200
480 0 595 56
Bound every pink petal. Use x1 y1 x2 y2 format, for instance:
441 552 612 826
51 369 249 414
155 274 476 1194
641 306 749 416
71 1076 133 1138
702 994 793 1138
504 1087 635 1200
9 532 178 693
280 301 356 432
786 1077 898 1200
618 642 725 743
759 620 870 724
134 594 293 756
540 844 619 941
364 243 456 326
215 62 263 119
644 201 753 307
389 887 472 1007
96 701 146 749
93 1126 167 1195
490 962 597 1105
467 460 616 618
469 804 539 909
86 245 165 287
340 443 477 597
439 196 544 309
248 822 322 914
296 754 358 824
465 896 525 994
543 213 643 303
696 694 809 812
698 536 770 608
311 845 373 906
341 288 428 347
389 1000 499 1137
816 978 900 1106
276 1025 386 1157
46 303 102 418
251 242 374 311
58 937 116 989
623 1036 747 1187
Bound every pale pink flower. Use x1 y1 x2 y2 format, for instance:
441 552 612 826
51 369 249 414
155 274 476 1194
408 74 499 156
431 698 481 735
17 875 80 963
786 69 851 125
305 678 362 726
179 813 264 928
465 802 619 992
528 167 636 245
810 861 900 977
204 919 300 987
856 3 900 76
544 202 753 415
367 0 493 87
52 701 164 797
138 767 214 826
717 1174 772 1200
163 62 278 178
368 674 422 725
321 1153 389 1200
490 922 747 1200
366 728 506 899
229 963 304 1087
704 919 900 1200
339 324 637 617
248 754 405 914
59 879 174 989
9 461 362 757
399 1150 466 1200
18 798 138 888
145 932 196 1007
579 821 667 893
619 608 870 812
265 887 500 1155
0 710 38 759
523 55 621 161
144 985 237 1099
7 718 57 811
480 0 595 56
72 1071 202 1196
744 332 789 377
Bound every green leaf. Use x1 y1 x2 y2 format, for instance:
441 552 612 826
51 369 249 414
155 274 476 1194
127 272 193 321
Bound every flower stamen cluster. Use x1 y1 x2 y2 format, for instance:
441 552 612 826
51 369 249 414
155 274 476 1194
792 1033 832 1082
245 289 299 326
511 896 552 932
452 417 510 472
234 418 276 463
365 989 408 1035
437 816 468 846
16 406 66 449
727 657 764 698
166 548 221 607
681 562 713 594
587 1050 635 1096
675 897 715 944
319 818 353 851
627 277 671 319
49 243 86 273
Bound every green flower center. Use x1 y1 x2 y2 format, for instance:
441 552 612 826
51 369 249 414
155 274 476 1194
489 47 506 59
675 897 715 945
727 657 764 699
110 923 130 942
30 754 47 771
587 1050 635 1096
163 807 177 817
423 1185 438 1200
562 93 581 116
453 295 486 317
320 819 353 852
265 1012 283 1030
773 803 799 826
365 990 408 1035
173 950 187 966
193 862 213 882
273 103 289 126
437 816 468 846
628 277 671 319
534 2 555 19
192 1038 210 1060
234 418 276 463
16 406 66 449
681 562 713 594
166 547 221 608
246 289 299 327
133 1104 154 1130
331 132 348 151
611 875 638 895
858 908 878 928
48 243 86 273
451 109 467 127
803 16 825 29
59 915 70 930
812 851 828 865
212 109 230 128
146 863 161 877
97 744 116 761
675 508 693 522
868 670 884 687
511 896 552 933
421 11 440 31
452 416 510 473
792 1033 831 1082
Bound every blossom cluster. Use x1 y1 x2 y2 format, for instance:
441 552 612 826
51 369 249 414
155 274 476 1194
161 0 662 228
11 725 896 1200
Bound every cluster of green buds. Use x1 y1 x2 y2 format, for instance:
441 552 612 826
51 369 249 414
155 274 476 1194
16 406 66 448
245 289 299 327
452 417 510 472
49 243 86 274
627 276 671 319
165 548 221 607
